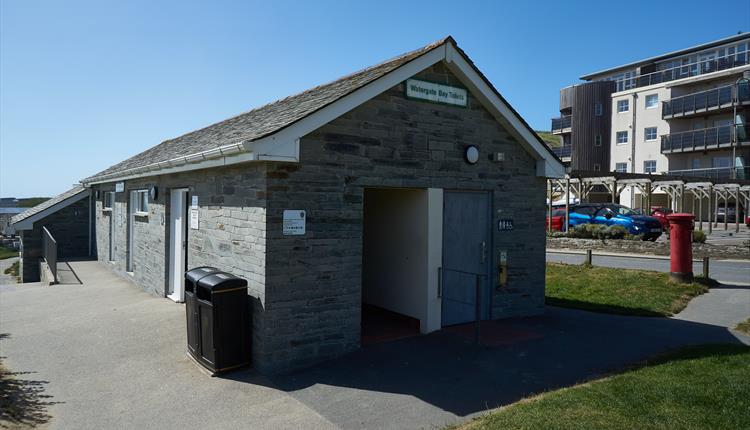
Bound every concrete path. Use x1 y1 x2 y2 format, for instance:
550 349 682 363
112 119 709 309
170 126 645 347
1 260 748 430
547 251 750 285
0 256 19 284
674 283 750 329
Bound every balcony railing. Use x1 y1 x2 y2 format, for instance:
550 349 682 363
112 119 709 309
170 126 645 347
665 166 750 181
660 124 746 153
616 49 749 90
42 226 57 284
552 144 572 159
662 85 733 117
551 115 572 133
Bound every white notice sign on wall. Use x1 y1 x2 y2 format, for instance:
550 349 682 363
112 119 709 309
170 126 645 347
191 195 198 208
282 210 306 235
115 182 125 193
190 208 199 230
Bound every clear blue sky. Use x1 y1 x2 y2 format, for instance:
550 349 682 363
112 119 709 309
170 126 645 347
1 0 748 197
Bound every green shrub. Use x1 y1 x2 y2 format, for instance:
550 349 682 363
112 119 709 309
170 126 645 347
566 224 628 240
605 225 629 239
692 230 707 243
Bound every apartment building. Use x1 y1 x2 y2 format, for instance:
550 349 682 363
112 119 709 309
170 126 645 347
553 33 750 208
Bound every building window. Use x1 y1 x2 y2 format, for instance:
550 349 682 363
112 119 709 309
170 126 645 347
615 162 628 173
644 127 658 141
594 102 603 116
644 160 657 173
692 159 701 170
132 190 149 214
594 163 601 171
645 94 659 109
594 135 602 146
617 99 629 113
103 192 115 211
616 131 629 145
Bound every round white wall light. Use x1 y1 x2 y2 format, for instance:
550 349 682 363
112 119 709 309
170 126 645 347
465 146 479 164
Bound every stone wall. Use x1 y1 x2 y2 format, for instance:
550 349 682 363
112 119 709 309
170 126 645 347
21 196 91 282
261 62 546 373
91 163 268 363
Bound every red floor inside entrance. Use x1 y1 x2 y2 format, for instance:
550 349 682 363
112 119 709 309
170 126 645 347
361 304 421 345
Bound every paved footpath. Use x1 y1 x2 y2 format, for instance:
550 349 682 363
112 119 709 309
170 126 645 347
1 260 748 430
547 250 750 285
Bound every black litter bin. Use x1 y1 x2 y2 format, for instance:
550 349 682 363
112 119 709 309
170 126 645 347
192 272 250 374
184 267 220 358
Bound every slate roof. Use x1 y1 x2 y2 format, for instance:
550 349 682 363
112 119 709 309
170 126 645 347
11 186 88 225
83 38 451 183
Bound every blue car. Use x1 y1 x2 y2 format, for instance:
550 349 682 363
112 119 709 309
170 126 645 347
564 204 663 240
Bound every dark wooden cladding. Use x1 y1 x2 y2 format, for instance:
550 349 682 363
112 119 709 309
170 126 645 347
566 81 615 170
559 86 575 111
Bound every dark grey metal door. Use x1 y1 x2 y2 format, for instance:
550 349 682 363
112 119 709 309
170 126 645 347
441 191 491 326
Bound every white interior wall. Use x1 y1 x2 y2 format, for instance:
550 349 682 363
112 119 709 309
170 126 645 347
362 188 442 333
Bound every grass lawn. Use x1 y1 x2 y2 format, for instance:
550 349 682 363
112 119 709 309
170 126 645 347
545 263 710 317
4 261 19 281
535 131 561 148
456 344 750 430
0 247 18 260
736 318 750 336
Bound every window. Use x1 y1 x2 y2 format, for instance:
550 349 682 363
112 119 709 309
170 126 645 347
616 131 629 145
615 162 628 173
692 159 701 170
644 127 658 141
103 192 115 211
617 99 629 113
594 134 602 146
712 156 731 169
645 94 659 109
132 190 148 215
594 163 601 171
644 160 657 173
594 102 603 116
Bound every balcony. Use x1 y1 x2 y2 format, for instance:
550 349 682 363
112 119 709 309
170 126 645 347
551 115 572 134
660 125 743 153
616 49 749 91
552 144 572 161
665 166 750 181
662 85 733 118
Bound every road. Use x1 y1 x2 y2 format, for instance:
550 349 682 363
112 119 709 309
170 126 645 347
546 251 750 285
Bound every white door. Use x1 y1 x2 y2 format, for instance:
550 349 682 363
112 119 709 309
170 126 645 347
127 191 136 272
167 189 188 302
109 209 115 261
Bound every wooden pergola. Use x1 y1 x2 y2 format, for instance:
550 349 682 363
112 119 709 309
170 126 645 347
547 170 750 234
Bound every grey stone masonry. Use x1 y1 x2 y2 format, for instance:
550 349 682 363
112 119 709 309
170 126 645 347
91 61 546 375
261 62 546 373
21 197 91 282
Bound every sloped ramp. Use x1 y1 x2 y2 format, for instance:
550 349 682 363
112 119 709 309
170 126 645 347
55 261 82 285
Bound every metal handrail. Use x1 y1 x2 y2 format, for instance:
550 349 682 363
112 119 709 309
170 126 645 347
662 85 734 117
665 166 749 180
660 124 735 152
551 116 572 132
42 226 57 283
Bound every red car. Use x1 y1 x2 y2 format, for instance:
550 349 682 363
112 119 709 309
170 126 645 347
545 208 565 231
650 207 673 231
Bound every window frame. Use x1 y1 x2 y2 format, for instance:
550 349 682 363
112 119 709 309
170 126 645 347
643 160 657 174
644 127 658 141
132 189 149 216
594 102 603 116
594 134 602 146
103 191 115 212
617 99 629 113
615 162 628 173
645 94 659 109
616 131 629 145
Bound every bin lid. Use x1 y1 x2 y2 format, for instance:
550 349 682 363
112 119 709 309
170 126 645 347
185 266 220 283
198 272 248 293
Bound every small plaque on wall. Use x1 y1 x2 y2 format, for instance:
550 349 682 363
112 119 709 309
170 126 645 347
282 210 306 235
190 208 199 230
498 219 514 231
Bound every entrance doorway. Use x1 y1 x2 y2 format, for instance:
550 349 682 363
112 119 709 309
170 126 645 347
127 190 136 272
167 189 189 302
441 191 491 326
361 188 443 344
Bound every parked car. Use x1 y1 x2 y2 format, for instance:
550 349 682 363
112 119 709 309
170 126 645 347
746 215 750 227
563 203 663 240
716 204 737 223
545 208 565 231
649 206 673 231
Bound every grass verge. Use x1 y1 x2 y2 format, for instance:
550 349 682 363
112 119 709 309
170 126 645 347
4 261 20 281
736 318 750 336
545 263 710 316
455 344 750 430
0 247 19 260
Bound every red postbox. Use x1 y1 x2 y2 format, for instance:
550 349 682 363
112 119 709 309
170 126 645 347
667 213 695 283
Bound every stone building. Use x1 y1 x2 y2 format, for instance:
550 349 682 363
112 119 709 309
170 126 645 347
72 37 562 373
10 186 92 282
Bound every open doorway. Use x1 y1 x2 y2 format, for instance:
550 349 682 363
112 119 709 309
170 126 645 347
167 188 189 302
361 188 442 345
